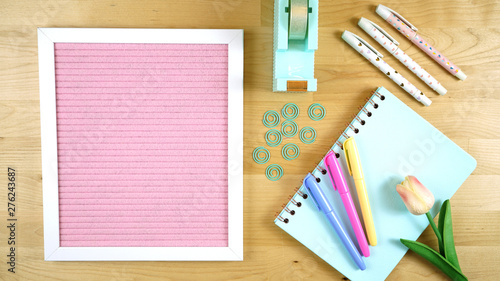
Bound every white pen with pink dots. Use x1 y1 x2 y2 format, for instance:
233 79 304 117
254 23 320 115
358 17 447 96
342 30 432 106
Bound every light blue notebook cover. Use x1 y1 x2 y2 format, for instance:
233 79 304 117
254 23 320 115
274 87 476 281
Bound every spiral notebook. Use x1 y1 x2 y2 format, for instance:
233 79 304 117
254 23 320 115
274 86 476 281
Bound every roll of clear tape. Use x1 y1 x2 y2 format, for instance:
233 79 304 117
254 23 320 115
288 0 308 40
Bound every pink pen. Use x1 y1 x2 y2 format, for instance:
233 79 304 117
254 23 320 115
324 151 370 257
376 4 467 80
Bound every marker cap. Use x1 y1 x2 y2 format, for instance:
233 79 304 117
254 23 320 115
358 17 372 33
435 84 447 95
376 4 391 20
419 94 432 106
456 70 467 81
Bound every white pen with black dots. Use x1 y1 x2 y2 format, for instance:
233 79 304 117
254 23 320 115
342 30 432 106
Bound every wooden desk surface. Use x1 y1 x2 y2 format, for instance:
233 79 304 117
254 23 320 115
1 0 499 280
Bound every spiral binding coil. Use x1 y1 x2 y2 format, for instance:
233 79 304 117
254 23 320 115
355 115 366 126
368 99 379 109
275 89 385 224
373 90 385 100
341 131 349 140
361 107 372 117
289 198 302 207
348 123 359 134
317 166 327 175
296 188 307 199
329 147 341 158
335 140 343 150
284 206 296 215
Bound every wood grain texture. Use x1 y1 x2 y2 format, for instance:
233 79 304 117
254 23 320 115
0 0 499 280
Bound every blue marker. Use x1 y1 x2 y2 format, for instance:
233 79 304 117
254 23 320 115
303 173 366 270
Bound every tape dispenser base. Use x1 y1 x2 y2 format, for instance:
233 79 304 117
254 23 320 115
273 0 318 92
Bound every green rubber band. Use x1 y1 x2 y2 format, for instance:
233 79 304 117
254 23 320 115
308 103 326 121
263 110 280 128
252 146 270 164
265 129 282 147
281 120 298 138
281 103 299 120
266 164 283 181
282 143 300 161
299 127 316 144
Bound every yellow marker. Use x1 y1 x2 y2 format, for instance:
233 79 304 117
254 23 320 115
343 137 377 246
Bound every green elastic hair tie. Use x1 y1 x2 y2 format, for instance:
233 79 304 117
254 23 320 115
265 129 282 147
281 103 299 120
263 110 280 128
281 120 298 138
308 103 326 121
252 146 270 164
266 164 284 181
299 127 316 144
282 143 300 161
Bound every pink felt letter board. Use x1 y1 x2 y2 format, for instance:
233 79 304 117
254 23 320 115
38 28 243 261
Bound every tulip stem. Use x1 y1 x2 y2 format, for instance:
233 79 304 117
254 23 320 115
426 212 444 256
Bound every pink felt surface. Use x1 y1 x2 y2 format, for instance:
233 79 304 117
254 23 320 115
54 43 229 247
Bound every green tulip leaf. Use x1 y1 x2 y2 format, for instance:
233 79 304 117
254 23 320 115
426 211 444 257
437 200 448 256
442 200 462 272
400 239 468 281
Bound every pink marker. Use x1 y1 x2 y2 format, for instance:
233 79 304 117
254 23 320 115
324 151 370 257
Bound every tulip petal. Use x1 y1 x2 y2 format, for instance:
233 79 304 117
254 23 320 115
408 176 435 208
397 183 429 215
396 176 435 215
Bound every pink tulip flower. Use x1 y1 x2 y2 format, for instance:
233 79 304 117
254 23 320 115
396 176 435 215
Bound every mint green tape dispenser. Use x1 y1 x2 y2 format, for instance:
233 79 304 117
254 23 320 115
273 0 318 92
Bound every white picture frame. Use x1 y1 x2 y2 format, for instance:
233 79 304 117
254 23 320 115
38 28 244 261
